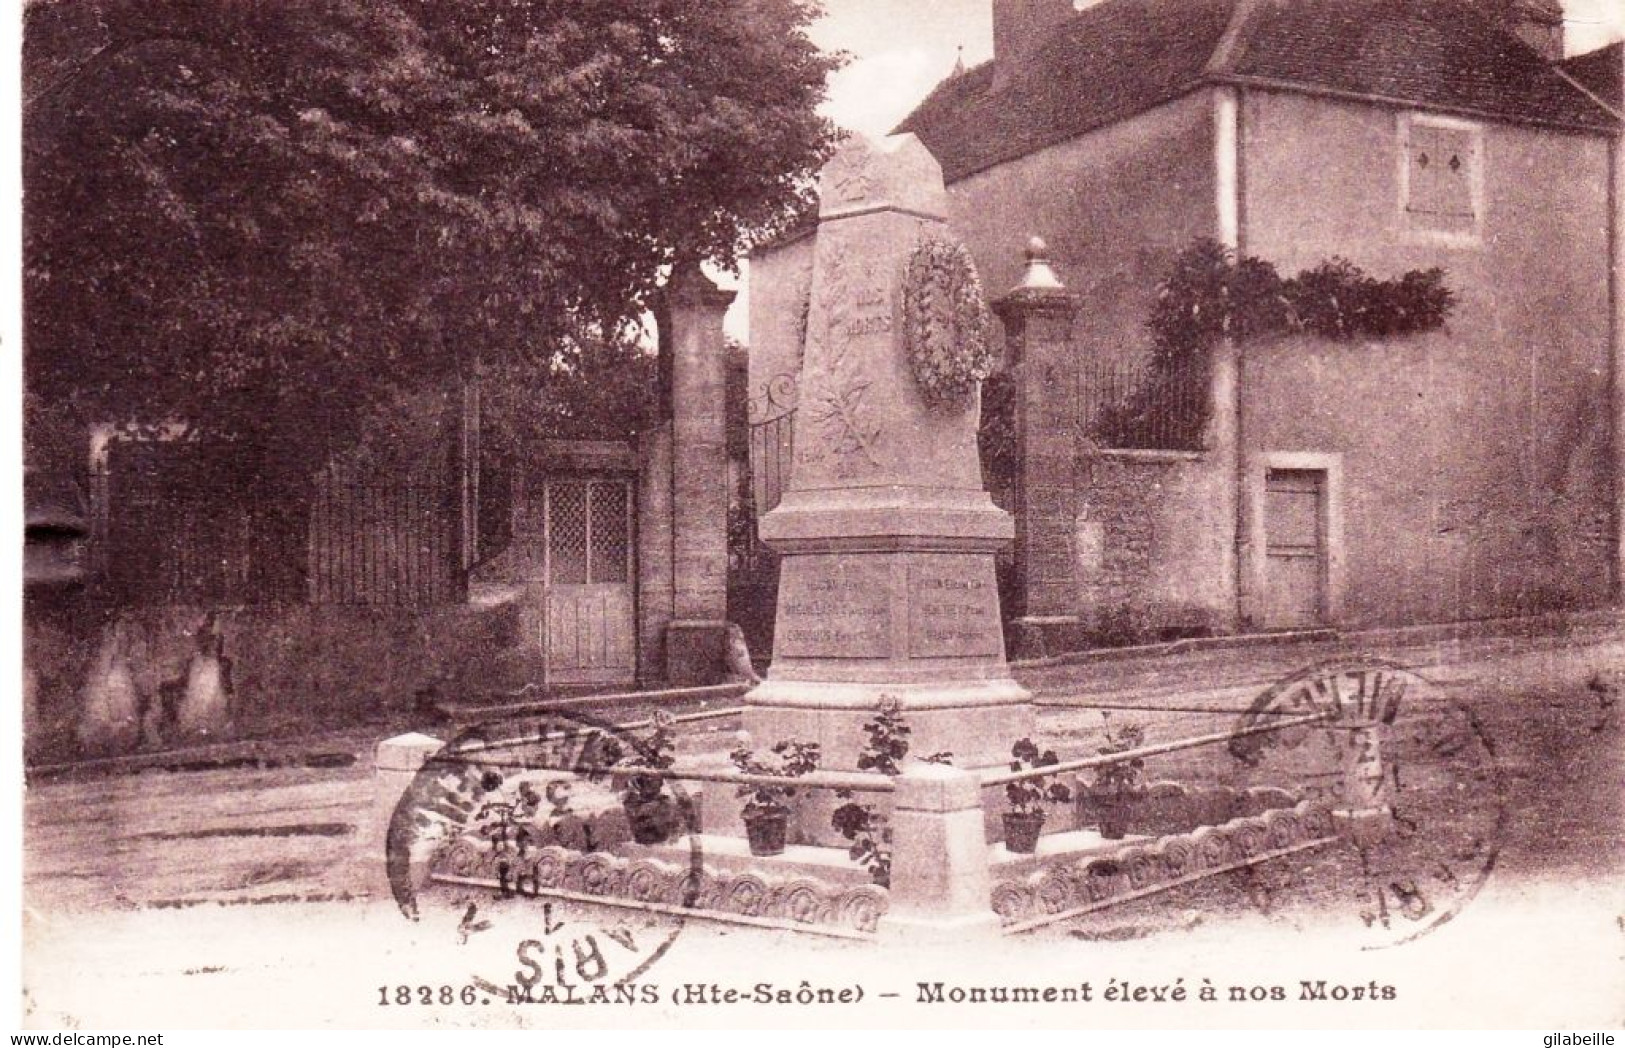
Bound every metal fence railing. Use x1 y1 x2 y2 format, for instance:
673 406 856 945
308 483 462 606
1080 358 1210 452
97 475 462 608
746 372 797 522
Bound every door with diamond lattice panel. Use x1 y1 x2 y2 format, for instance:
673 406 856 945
541 478 635 685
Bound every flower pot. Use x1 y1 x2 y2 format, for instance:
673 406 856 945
1098 805 1130 841
1081 786 1140 840
1002 810 1046 854
743 812 789 857
624 793 679 845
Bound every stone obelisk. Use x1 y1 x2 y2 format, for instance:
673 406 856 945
748 133 1032 770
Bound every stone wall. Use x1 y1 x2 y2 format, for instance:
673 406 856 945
1075 457 1159 616
745 87 1618 655
952 93 1233 657
1242 330 1615 626
1074 451 1231 643
25 599 518 764
947 90 1219 369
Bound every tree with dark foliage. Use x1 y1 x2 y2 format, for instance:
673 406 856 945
24 0 840 471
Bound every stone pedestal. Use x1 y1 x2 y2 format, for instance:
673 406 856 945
665 618 731 686
1330 720 1394 847
750 133 1032 771
875 763 1000 941
371 732 446 904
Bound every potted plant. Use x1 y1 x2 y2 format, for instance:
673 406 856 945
620 710 681 845
729 733 821 857
1003 738 1071 854
1083 715 1147 840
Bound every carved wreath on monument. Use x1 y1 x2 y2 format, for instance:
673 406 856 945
901 237 995 410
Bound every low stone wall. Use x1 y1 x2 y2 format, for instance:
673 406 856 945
1075 450 1230 640
1013 450 1232 657
24 598 519 764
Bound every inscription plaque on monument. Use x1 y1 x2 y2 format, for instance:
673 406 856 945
775 555 892 659
907 555 1002 658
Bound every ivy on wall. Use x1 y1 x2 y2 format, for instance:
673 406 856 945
1150 238 1456 366
1096 239 1458 448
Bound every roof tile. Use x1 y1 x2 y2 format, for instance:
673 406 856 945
1222 0 1615 130
895 0 1617 185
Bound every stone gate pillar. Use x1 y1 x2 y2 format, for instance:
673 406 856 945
663 264 737 684
636 422 675 685
994 239 1082 659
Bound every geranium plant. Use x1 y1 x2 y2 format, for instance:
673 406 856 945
618 710 683 845
1002 737 1071 853
1005 737 1072 815
621 710 677 804
731 733 821 857
1086 713 1148 840
1091 714 1147 793
729 735 822 821
831 695 952 886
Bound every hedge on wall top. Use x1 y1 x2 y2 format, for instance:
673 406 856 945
1149 238 1457 367
1090 240 1456 451
902 237 994 410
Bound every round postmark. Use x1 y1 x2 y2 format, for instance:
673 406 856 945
1227 658 1507 950
384 707 703 999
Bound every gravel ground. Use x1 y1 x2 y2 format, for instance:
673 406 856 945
22 629 1625 1028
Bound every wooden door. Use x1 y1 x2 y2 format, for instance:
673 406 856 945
542 479 635 685
1263 469 1326 629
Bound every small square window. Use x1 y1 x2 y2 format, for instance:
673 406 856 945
1400 114 1483 243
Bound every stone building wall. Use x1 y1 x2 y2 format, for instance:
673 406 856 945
1075 457 1158 617
1239 90 1617 626
948 91 1236 656
745 86 1619 655
946 89 1219 370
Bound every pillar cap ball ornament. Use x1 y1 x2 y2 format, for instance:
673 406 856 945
1018 236 1065 291
994 234 1080 319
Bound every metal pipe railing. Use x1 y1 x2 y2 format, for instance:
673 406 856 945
979 710 1335 787
432 706 892 794
438 753 895 795
440 705 744 758
431 699 1330 797
437 681 750 721
606 764 895 794
615 707 743 732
